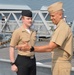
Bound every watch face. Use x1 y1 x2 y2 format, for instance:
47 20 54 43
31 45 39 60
30 46 34 52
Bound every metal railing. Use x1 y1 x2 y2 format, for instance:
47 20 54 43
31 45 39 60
0 59 74 75
0 10 55 38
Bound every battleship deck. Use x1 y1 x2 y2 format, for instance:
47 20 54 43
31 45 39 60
0 41 74 75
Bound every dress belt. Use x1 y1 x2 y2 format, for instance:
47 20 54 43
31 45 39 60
18 54 35 59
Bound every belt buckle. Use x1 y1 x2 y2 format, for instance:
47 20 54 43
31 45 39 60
30 55 34 59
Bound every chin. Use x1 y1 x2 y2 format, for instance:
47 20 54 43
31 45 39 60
28 24 32 27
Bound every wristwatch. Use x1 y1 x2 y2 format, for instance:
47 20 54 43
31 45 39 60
10 62 15 65
30 46 34 52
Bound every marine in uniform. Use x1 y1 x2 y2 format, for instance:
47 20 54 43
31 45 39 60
16 2 73 75
9 10 36 75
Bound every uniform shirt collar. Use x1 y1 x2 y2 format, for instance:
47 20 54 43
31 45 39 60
20 25 33 33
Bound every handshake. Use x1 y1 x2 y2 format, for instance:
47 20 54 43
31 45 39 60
16 41 34 52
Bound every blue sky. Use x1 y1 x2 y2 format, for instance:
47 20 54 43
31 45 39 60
0 0 74 22
0 0 73 9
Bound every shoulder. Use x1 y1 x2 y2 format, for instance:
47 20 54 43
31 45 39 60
59 21 72 35
60 20 70 30
30 28 37 32
12 27 21 35
30 28 37 36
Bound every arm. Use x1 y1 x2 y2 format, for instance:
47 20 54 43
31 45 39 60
9 30 20 72
16 41 58 52
9 46 18 72
34 41 58 52
9 47 15 63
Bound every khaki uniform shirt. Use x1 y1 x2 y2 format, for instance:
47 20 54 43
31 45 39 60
50 19 73 62
10 25 36 56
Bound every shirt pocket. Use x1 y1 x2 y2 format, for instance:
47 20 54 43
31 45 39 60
22 38 30 43
19 36 30 44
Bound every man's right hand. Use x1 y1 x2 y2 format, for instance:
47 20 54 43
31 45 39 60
16 41 31 51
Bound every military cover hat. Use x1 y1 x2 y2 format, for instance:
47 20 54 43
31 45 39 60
48 2 63 13
21 10 32 17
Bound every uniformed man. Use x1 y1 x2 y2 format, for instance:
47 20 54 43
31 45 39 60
16 2 73 75
9 10 37 75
